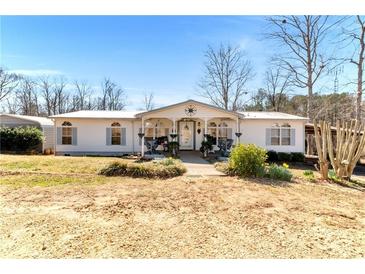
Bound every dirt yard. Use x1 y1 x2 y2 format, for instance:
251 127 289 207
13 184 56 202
1 174 364 258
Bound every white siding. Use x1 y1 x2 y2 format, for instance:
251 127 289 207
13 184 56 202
53 105 307 155
42 126 55 151
54 118 136 155
240 119 306 153
141 103 237 120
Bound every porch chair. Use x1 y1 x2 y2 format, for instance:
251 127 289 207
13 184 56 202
144 139 159 154
218 138 234 157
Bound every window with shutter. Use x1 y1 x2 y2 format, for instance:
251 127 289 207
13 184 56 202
270 128 280 145
110 122 121 145
61 121 73 145
267 124 295 146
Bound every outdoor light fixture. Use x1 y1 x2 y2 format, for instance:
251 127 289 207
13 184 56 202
184 121 189 130
235 132 242 138
138 132 145 139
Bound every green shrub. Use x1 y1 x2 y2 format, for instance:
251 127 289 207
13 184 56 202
228 144 267 177
155 157 176 166
266 164 293 182
328 169 341 183
99 161 128 176
303 170 313 176
277 152 292 162
99 158 186 178
214 162 236 176
128 164 149 177
267 150 278 162
0 126 43 151
291 152 305 162
303 170 315 182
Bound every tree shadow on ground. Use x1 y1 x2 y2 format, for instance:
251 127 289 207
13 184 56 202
332 179 365 192
247 177 293 188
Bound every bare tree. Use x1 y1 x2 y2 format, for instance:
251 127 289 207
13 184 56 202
266 16 341 120
264 67 292 111
4 96 19 114
198 44 254 111
73 80 94 110
97 78 126 110
39 76 56 115
342 16 365 120
0 68 20 101
16 78 39 116
53 77 68 114
143 92 155 111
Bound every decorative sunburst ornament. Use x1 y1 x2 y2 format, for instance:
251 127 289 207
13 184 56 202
185 104 197 116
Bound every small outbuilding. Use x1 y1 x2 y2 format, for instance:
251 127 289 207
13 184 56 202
0 113 55 153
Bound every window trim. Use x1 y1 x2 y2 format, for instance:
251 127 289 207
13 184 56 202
61 121 73 145
145 124 170 139
281 127 291 146
111 122 122 145
207 121 233 146
270 127 281 146
269 125 293 146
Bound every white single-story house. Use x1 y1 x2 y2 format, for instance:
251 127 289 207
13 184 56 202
0 113 55 153
50 99 308 156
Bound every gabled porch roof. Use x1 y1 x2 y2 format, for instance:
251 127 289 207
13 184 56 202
135 99 241 118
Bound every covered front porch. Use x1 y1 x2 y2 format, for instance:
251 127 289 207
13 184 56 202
138 116 241 156
135 100 243 157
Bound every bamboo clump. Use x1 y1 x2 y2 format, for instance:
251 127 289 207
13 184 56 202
313 119 365 180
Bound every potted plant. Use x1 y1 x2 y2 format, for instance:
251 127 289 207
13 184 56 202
200 138 213 158
168 141 179 157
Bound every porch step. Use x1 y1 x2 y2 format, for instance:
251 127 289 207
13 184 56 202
142 154 165 160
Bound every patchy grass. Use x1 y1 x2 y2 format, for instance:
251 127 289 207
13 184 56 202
288 163 365 191
0 174 110 188
0 154 134 174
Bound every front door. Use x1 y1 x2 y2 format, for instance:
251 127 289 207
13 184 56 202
179 121 194 150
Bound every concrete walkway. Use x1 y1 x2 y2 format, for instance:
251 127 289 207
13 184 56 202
179 151 225 177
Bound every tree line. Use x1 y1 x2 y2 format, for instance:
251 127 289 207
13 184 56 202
0 72 128 116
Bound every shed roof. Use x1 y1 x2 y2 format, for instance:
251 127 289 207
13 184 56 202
0 113 54 126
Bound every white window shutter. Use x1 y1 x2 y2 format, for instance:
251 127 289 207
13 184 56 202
106 128 111 146
72 128 77 145
56 127 62 145
265 128 271 146
121 128 126 146
290 128 296 146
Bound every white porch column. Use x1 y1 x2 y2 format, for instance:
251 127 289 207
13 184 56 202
141 116 145 157
204 117 208 140
236 116 240 144
173 118 176 133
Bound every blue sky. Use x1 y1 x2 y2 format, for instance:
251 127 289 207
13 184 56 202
0 16 353 110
